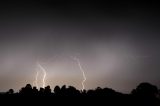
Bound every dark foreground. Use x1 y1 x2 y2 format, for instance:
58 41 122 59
0 82 160 106
0 95 159 106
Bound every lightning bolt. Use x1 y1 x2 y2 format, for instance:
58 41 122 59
33 70 39 88
35 70 39 88
37 63 47 88
73 57 86 91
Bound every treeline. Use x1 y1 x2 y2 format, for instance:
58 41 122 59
1 82 159 97
0 82 160 105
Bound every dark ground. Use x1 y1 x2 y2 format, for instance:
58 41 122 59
0 82 160 106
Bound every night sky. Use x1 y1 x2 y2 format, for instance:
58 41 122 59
0 1 160 93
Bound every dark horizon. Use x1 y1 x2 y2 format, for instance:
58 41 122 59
1 82 160 106
0 1 160 93
0 82 159 95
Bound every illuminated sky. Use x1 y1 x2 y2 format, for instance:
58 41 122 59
0 1 160 93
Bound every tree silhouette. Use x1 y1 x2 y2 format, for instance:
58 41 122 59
32 87 38 95
54 85 61 95
1 82 159 106
7 89 14 94
44 86 51 95
132 82 158 98
19 84 33 95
